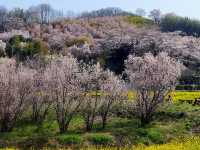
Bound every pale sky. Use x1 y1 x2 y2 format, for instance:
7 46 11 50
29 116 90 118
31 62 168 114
0 0 199 19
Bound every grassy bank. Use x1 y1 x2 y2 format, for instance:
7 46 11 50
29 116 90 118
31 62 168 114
2 137 200 150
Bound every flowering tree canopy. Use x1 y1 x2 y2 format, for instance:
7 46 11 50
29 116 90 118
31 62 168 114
125 52 182 124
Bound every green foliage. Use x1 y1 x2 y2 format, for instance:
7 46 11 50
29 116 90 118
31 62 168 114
57 134 82 145
134 128 165 144
5 35 49 61
125 16 154 27
86 134 114 145
146 129 165 144
161 15 200 37
185 117 200 130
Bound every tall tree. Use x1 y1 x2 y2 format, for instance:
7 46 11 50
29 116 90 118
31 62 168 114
80 63 105 131
0 6 7 32
37 4 52 24
125 52 182 125
0 59 34 132
149 9 162 24
100 71 126 128
45 55 83 133
8 8 25 20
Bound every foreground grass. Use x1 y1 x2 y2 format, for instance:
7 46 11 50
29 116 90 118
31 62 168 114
1 102 200 149
3 137 200 150
135 137 200 150
86 137 200 150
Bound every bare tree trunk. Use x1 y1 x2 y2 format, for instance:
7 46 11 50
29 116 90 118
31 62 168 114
59 118 72 133
140 115 151 126
59 123 66 134
32 102 51 125
101 114 107 129
85 114 94 131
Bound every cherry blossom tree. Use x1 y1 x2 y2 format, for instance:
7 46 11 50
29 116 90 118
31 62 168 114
100 71 126 128
31 69 52 125
80 62 105 131
45 55 83 133
149 9 162 24
125 52 182 125
0 59 34 132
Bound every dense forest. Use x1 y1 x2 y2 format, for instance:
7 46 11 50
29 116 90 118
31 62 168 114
0 4 200 150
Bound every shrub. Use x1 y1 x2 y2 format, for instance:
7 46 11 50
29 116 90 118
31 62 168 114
87 134 114 145
5 35 49 61
147 129 165 144
57 134 82 145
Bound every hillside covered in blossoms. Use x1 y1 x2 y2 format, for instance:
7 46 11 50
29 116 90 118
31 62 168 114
0 3 200 150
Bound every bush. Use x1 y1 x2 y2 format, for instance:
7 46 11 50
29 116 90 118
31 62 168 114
87 134 114 145
57 134 82 145
135 128 165 144
5 35 49 61
147 129 165 144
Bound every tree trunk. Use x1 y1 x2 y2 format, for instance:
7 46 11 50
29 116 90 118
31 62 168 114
85 115 94 131
102 115 107 129
101 111 108 129
0 118 13 132
140 114 151 126
86 122 93 131
58 118 71 134
59 124 66 134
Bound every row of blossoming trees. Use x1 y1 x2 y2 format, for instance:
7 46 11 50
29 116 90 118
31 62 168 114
0 52 181 133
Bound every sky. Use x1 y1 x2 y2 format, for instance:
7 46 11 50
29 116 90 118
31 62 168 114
0 0 199 19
